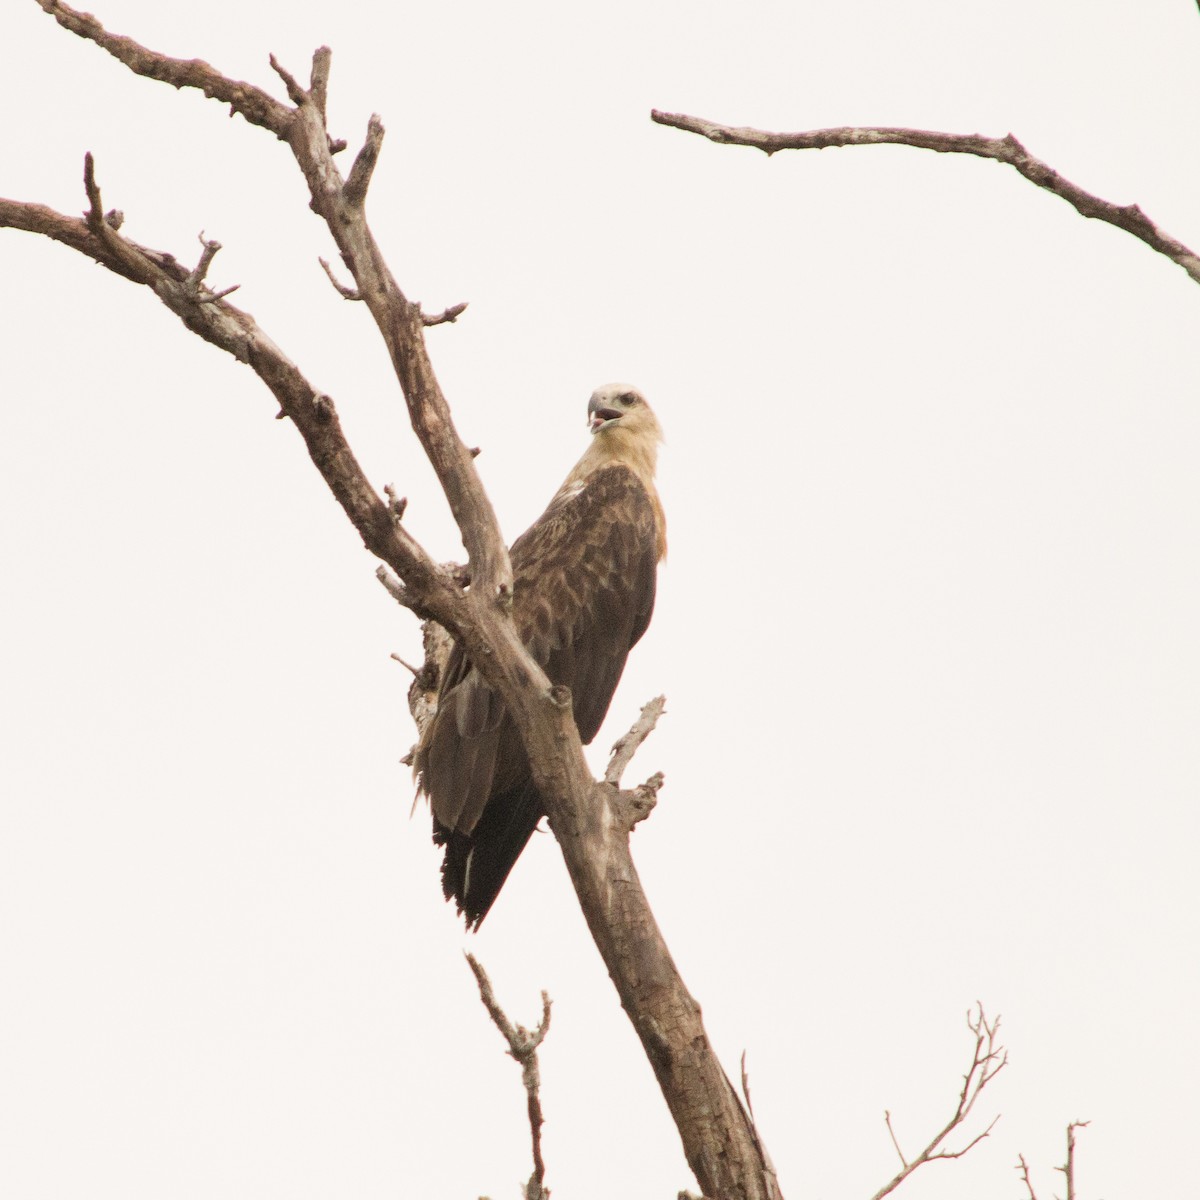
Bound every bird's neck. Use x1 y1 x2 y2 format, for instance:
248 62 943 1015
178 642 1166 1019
559 427 667 560
562 425 659 494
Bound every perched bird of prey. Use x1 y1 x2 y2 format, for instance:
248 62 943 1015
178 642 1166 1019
416 384 666 928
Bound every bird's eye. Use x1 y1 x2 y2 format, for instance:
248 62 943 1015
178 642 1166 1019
619 392 640 406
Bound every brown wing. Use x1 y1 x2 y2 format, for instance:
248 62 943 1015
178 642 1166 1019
415 464 659 926
509 464 659 743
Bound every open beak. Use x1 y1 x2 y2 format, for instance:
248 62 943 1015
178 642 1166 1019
588 406 623 434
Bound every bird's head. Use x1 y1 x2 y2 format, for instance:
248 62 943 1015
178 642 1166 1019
570 382 665 552
586 383 662 444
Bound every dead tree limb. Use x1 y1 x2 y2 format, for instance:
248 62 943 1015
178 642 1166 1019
7 5 781 1197
466 954 552 1200
868 1004 1006 1200
605 695 667 786
650 110 1200 286
2 167 456 625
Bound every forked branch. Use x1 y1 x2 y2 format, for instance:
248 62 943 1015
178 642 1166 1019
869 1004 1006 1200
1016 1119 1090 1200
466 954 553 1200
2 159 454 624
605 695 667 786
9 7 781 1198
40 0 508 597
651 110 1200 285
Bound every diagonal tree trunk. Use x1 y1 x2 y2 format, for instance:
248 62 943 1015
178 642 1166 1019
5 5 783 1196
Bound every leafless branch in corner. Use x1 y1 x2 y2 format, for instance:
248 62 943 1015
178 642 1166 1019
466 954 553 1200
605 695 667 786
650 110 1200 286
868 1003 1006 1200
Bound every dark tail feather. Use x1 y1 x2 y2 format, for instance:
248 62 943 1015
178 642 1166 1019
434 780 543 929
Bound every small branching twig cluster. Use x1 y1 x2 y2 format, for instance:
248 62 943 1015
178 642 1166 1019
869 1003 1007 1200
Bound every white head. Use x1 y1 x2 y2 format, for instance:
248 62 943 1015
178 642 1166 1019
564 382 666 557
586 383 663 444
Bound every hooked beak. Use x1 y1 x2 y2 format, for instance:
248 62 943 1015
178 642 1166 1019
588 406 623 434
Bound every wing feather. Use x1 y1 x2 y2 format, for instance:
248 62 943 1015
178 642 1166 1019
415 463 660 925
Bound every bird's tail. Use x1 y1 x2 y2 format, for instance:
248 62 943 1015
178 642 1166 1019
434 779 543 929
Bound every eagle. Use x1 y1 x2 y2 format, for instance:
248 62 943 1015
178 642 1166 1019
415 384 666 928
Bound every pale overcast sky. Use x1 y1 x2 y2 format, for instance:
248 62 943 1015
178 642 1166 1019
3 2 1199 1198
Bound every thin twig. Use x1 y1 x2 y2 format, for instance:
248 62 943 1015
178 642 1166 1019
80 154 168 286
465 954 553 1200
1016 1153 1039 1200
375 564 409 606
868 1003 1006 1200
739 1051 757 1125
650 110 1200 286
267 53 307 108
421 301 469 326
1057 1120 1090 1200
605 695 666 786
884 1111 908 1168
189 231 221 285
81 153 108 231
197 283 240 303
318 256 361 300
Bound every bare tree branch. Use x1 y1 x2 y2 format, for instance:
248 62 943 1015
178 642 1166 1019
10 9 783 1197
34 0 506 593
1057 1120 1090 1200
1016 1153 1040 1200
605 695 667 786
884 1111 908 1169
421 301 469 326
1016 1119 1089 1200
2 173 457 626
187 231 225 292
35 0 293 136
868 1004 1006 1200
650 110 1200 286
318 255 362 300
466 954 553 1200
